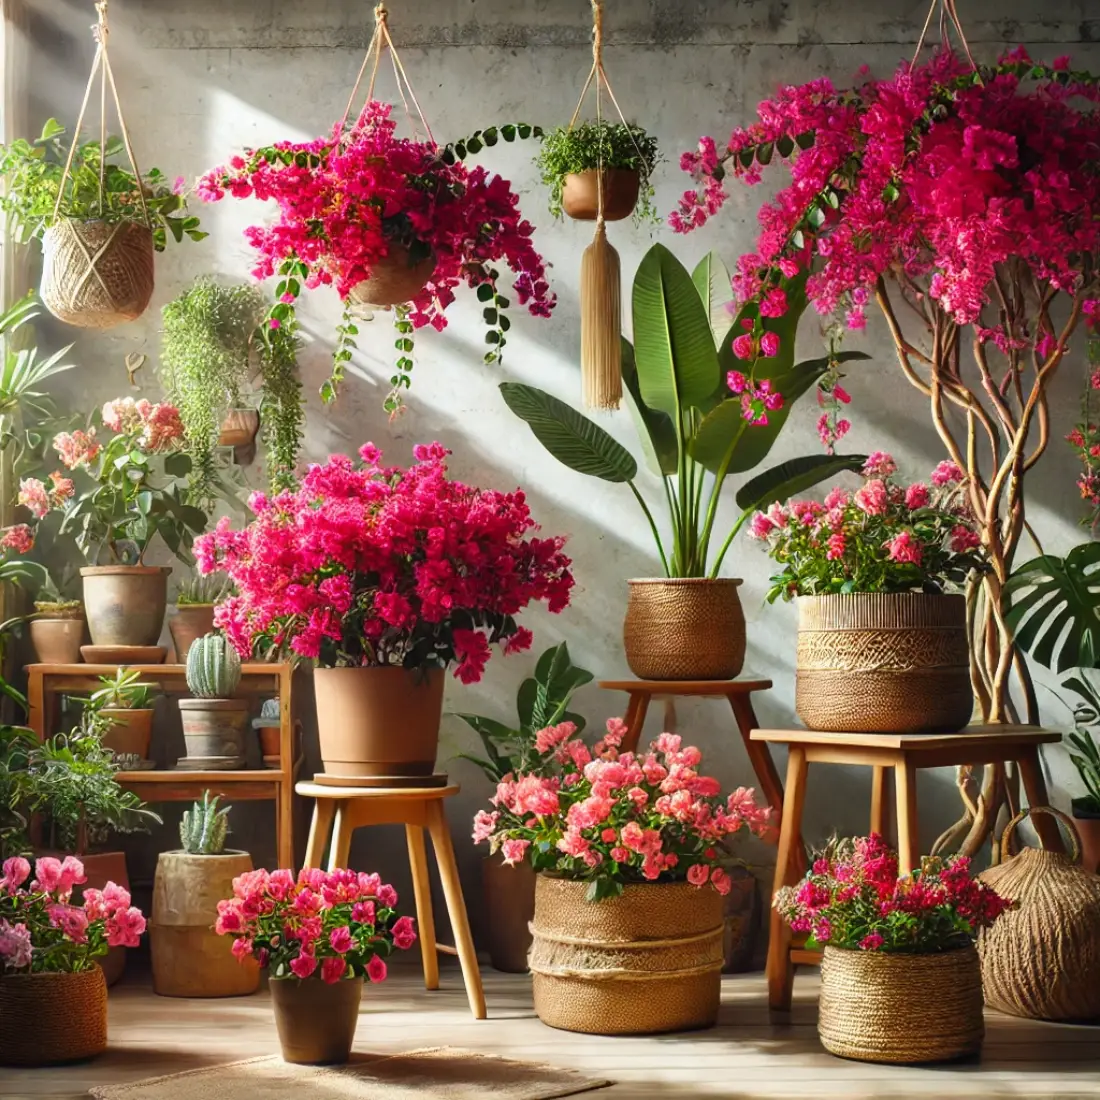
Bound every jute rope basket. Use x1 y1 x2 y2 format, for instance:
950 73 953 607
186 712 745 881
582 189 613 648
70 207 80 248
528 875 724 1035
347 247 435 309
796 593 973 733
818 944 984 1063
977 806 1100 1021
0 967 108 1065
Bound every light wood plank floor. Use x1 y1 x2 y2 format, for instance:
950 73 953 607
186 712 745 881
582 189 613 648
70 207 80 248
4 961 1099 1099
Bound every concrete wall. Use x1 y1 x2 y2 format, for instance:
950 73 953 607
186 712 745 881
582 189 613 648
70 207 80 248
18 0 1100 942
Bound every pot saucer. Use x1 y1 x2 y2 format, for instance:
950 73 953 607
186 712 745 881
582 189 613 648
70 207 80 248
81 644 167 665
312 772 448 789
175 756 245 771
262 755 281 770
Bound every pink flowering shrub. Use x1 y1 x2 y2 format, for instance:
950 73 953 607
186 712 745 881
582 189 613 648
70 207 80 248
198 101 554 408
774 835 1010 953
750 452 983 600
0 856 146 973
215 867 416 983
473 718 770 900
194 442 573 674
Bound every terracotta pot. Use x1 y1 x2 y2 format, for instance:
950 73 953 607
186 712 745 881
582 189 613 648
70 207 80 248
151 849 260 998
1072 802 1100 874
623 578 746 681
29 617 85 664
721 864 761 973
562 168 640 221
168 604 216 663
72 851 129 987
258 725 281 759
178 698 250 765
100 707 154 761
218 408 260 448
314 666 444 778
269 975 364 1064
0 968 107 1066
796 593 973 734
81 565 170 647
347 247 435 308
482 855 535 973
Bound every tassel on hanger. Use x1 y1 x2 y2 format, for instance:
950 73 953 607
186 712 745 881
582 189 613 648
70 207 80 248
580 219 622 410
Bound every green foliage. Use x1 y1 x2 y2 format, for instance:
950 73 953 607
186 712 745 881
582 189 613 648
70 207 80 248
88 667 157 711
176 571 233 606
441 122 544 165
259 315 304 492
186 632 242 699
536 121 660 222
180 790 231 854
453 642 593 784
0 118 206 251
0 724 36 858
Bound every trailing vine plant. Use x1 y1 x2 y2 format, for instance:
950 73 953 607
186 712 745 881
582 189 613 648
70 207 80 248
259 317 304 492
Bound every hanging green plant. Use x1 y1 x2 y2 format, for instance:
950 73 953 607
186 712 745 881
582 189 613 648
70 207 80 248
259 317 304 493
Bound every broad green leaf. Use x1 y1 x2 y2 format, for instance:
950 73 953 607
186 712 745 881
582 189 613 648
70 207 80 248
691 252 735 350
734 453 869 511
622 338 677 477
164 452 192 478
500 382 637 483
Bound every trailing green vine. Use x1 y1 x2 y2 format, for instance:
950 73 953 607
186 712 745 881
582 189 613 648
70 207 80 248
259 318 304 493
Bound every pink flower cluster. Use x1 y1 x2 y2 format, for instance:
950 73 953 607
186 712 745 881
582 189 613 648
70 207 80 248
474 719 770 897
195 442 573 674
53 428 101 470
1066 310 1100 529
17 471 74 519
727 370 784 427
100 398 184 453
215 866 415 983
0 523 34 554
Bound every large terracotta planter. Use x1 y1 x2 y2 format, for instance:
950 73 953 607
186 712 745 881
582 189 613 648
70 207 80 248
269 975 364 1064
348 247 435 308
168 603 216 662
818 944 983 1063
81 565 170 647
178 699 250 765
482 855 535 973
623 578 746 681
1072 802 1100 875
796 593 973 734
29 616 85 664
562 168 640 221
100 707 154 762
0 967 107 1066
151 849 260 998
528 876 724 1034
72 850 129 987
314 666 444 778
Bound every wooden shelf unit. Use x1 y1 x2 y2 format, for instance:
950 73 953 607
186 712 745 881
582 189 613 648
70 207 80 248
25 662 297 867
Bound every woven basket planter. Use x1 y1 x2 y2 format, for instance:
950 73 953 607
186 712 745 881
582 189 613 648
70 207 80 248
528 876 724 1035
623 578 746 681
40 218 155 329
0 967 108 1066
796 593 973 733
819 945 984 1063
977 807 1100 1021
347 247 435 308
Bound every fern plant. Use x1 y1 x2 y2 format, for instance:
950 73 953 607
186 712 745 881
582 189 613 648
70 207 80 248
180 790 231 854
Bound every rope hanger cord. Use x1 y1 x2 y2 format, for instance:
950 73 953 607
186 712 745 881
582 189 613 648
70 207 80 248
53 0 150 225
340 2 435 147
911 0 982 79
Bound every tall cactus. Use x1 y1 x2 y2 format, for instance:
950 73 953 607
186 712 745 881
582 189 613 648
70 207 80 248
186 632 242 699
180 790 230 854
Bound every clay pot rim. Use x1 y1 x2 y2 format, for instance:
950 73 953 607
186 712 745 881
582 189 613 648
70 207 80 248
628 577 743 588
81 565 172 577
178 697 249 710
159 848 252 860
268 973 365 985
100 706 156 716
314 664 445 679
173 602 216 610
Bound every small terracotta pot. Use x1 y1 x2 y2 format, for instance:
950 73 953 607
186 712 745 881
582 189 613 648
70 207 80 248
482 855 535 973
218 408 260 448
100 707 154 761
29 617 85 664
1072 803 1100 875
348 247 435 308
179 699 250 764
269 975 364 1064
0 968 107 1065
562 168 640 221
72 851 129 987
168 604 216 663
314 666 444 778
81 565 170 647
258 725 281 759
623 578 746 681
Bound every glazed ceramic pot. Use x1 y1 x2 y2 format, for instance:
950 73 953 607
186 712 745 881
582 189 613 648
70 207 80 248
81 565 170 647
269 975 364 1064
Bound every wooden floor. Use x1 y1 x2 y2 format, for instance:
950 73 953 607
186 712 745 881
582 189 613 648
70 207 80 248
5 961 1100 1099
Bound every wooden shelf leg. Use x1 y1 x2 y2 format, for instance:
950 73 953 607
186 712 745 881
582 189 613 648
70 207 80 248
303 798 336 869
406 823 440 991
620 692 650 754
870 766 891 838
27 668 44 739
326 804 354 872
894 758 920 875
1017 747 1066 854
426 800 486 1020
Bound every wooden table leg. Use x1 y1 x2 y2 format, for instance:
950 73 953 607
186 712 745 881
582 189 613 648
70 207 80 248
894 758 920 875
27 668 44 739
620 692 650 754
766 745 808 1013
406 823 440 991
326 804 354 872
303 798 336 869
870 766 890 837
426 799 486 1020
1017 747 1067 854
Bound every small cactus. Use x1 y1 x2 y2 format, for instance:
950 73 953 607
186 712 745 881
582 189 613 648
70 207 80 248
186 633 241 699
180 790 231 854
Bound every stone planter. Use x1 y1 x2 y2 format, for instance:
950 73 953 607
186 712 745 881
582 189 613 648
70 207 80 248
562 168 640 221
29 616 85 664
178 698 250 766
168 603 216 663
81 565 170 648
269 975 364 1064
100 707 154 762
0 968 107 1065
482 855 535 973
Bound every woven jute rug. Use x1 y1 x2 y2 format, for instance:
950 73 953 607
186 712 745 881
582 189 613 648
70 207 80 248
89 1047 612 1100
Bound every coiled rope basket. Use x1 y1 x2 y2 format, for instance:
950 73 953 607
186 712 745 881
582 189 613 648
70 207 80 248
977 806 1100 1021
347 247 435 308
528 876 724 1034
818 944 984 1063
0 967 108 1065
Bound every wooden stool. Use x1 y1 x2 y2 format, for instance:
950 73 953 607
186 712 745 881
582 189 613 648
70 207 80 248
297 781 486 1020
750 724 1065 1012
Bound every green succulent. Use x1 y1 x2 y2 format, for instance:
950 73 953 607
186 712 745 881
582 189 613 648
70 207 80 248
180 790 231 854
186 633 241 699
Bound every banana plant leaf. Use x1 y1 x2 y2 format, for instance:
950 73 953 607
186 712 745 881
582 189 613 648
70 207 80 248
735 453 870 511
691 253 735 351
621 338 677 477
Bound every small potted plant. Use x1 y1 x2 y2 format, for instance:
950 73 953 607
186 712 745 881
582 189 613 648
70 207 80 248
85 666 159 764
28 575 85 666
0 854 146 1066
169 572 232 663
775 835 1011 1063
475 719 770 1034
150 792 258 997
179 633 249 768
536 120 659 223
215 867 417 1064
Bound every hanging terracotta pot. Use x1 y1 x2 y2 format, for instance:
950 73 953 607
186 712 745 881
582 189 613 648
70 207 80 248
218 408 261 448
481 855 535 973
0 967 107 1066
347 247 435 308
623 578 746 681
99 707 154 762
29 613 85 664
269 975 364 1064
81 565 170 648
562 168 639 222
314 666 444 778
168 603 216 663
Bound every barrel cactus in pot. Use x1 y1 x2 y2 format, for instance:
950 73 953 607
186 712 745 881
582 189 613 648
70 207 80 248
178 634 249 768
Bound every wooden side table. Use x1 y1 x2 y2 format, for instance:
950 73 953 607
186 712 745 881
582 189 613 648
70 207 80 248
751 724 1064 1012
297 780 486 1021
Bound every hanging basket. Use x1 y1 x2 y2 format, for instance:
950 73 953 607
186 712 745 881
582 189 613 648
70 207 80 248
347 247 435 308
977 806 1100 1022
40 218 155 329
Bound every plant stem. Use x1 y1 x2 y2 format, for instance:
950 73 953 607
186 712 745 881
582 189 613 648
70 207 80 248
708 507 752 578
628 481 670 577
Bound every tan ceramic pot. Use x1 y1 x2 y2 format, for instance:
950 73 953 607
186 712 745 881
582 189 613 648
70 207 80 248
562 168 640 221
347 247 435 308
178 698 250 764
168 604 216 662
269 975 364 1064
217 408 260 448
100 707 154 761
314 666 444 778
29 617 85 664
0 968 107 1066
482 855 535 973
81 565 170 647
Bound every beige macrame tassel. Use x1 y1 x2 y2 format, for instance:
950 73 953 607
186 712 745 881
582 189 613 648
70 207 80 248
580 220 622 410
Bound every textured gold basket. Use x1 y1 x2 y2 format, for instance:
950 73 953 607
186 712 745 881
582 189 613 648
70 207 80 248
347 247 435 308
0 967 108 1066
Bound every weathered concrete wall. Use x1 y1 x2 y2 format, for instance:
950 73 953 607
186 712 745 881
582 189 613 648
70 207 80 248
18 0 1100 943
